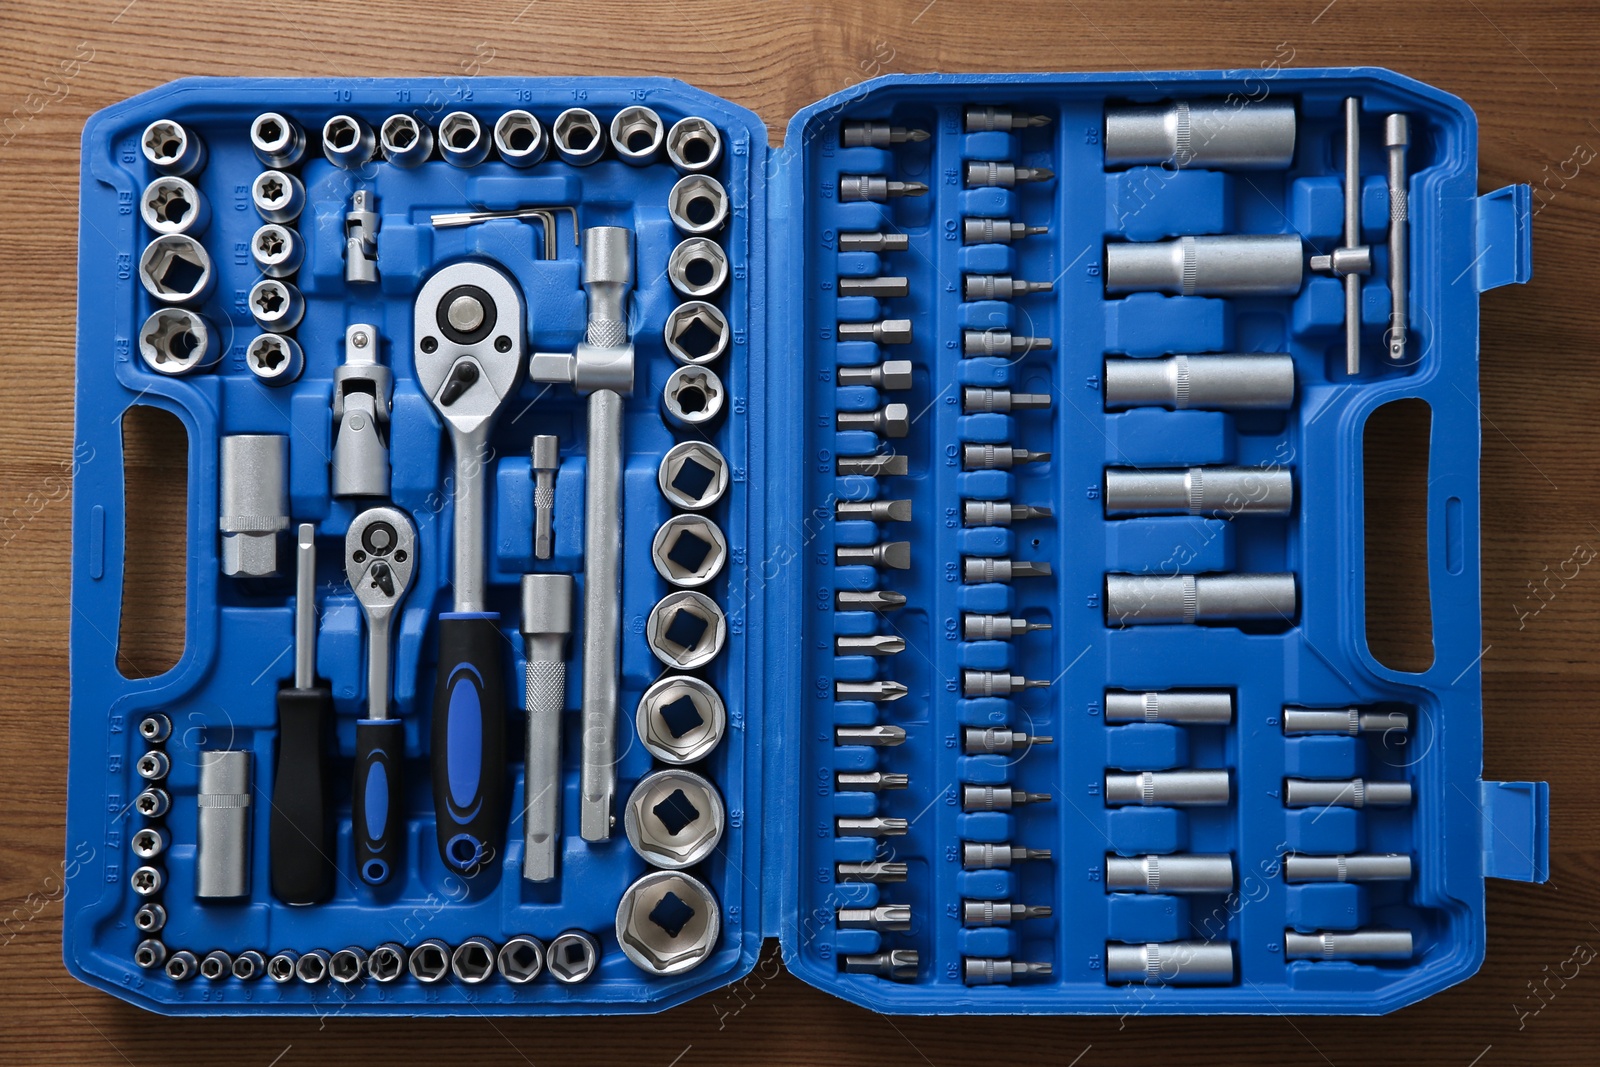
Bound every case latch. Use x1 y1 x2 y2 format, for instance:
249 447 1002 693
1479 780 1550 882
1473 184 1533 291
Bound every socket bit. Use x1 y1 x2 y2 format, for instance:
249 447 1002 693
839 905 912 931
962 387 1051 413
839 275 909 299
1105 770 1231 807
965 957 1053 984
837 404 910 437
963 501 1052 526
837 816 909 838
963 900 1052 925
1106 573 1297 626
1105 234 1304 296
963 842 1051 868
962 785 1051 811
964 557 1052 583
1284 778 1412 808
838 771 910 792
1284 853 1413 882
844 949 919 980
841 174 929 201
837 453 908 477
837 541 911 569
964 274 1053 301
837 588 907 611
1285 930 1414 961
965 161 1053 187
837 360 913 390
837 319 913 345
1106 853 1235 894
1106 941 1234 985
838 861 909 883
964 217 1049 244
1105 466 1293 517
1282 707 1410 735
1105 690 1233 725
963 727 1051 753
837 498 912 522
836 681 909 703
836 723 907 745
963 329 1051 358
840 231 910 253
531 435 559 560
963 444 1050 470
965 106 1051 132
843 121 929 147
1104 354 1295 411
1104 100 1297 169
836 634 906 656
962 670 1050 697
963 613 1050 640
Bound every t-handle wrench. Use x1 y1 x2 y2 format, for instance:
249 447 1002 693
414 260 525 873
529 226 635 841
346 506 416 885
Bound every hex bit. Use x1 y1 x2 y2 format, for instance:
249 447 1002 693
962 670 1050 697
836 634 907 656
837 360 913 390
838 771 910 792
963 613 1050 640
965 161 1054 187
835 723 907 745
963 501 1052 526
962 388 1051 414
963 727 1052 754
965 106 1051 132
962 785 1051 811
837 588 907 611
963 444 1050 469
837 319 913 345
963 274 1053 301
963 329 1051 358
963 557 1052 583
844 949 919 980
843 121 929 147
837 541 911 569
839 275 909 299
964 216 1049 244
839 231 910 253
837 403 910 437
962 900 1052 925
835 681 909 703
841 174 928 201
836 498 912 522
963 842 1052 869
837 453 908 477
838 861 909 883
837 816 909 838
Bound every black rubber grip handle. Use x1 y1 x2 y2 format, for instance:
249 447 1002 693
354 718 404 886
429 613 506 875
269 685 333 904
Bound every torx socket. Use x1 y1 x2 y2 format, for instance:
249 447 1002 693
1283 853 1413 882
1104 353 1296 411
219 435 289 577
963 444 1050 470
1285 929 1414 961
839 231 910 253
837 360 913 390
837 541 911 569
1105 466 1293 517
964 161 1053 187
1106 941 1235 984
838 771 909 792
1282 707 1410 735
844 949 919 980
1284 778 1412 808
1106 572 1297 626
196 750 252 900
962 842 1051 868
837 319 913 345
839 275 909 299
1105 853 1235 893
962 900 1051 925
963 557 1052 583
838 861 909 883
836 724 906 745
1105 690 1233 725
841 174 928 201
1106 234 1304 295
142 119 205 175
1105 770 1230 807
962 671 1049 698
1104 100 1297 169
962 387 1051 413
837 816 909 838
963 217 1049 244
963 728 1050 754
962 785 1051 811
963 501 1052 526
962 613 1049 640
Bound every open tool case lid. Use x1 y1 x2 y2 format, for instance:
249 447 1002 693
66 69 1545 1017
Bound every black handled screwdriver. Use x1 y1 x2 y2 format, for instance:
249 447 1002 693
269 523 334 904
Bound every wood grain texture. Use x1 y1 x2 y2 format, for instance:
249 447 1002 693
5 0 1598 1061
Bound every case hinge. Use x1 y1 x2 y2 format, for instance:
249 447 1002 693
1479 779 1549 882
1473 184 1533 292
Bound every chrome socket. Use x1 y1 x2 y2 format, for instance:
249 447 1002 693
294 949 330 984
1285 929 1414 960
219 434 289 578
250 112 305 169
195 750 252 900
652 513 729 587
164 950 198 981
134 939 167 969
407 939 451 983
1284 778 1413 808
636 675 727 764
245 334 305 387
668 174 729 235
646 590 727 670
136 750 169 781
1105 690 1234 725
616 871 720 976
130 865 163 896
251 169 305 224
547 930 601 984
380 113 434 168
1283 707 1410 735
624 768 726 868
134 902 167 933
140 176 208 235
329 947 368 984
667 236 729 297
1106 234 1304 296
439 111 490 168
1105 572 1297 626
658 441 730 510
661 364 725 430
1105 769 1231 807
610 105 665 165
368 942 408 982
1104 353 1295 411
248 279 304 333
138 234 213 304
137 713 171 743
1106 941 1235 985
322 114 375 169
1105 466 1294 517
1105 100 1297 170
1105 853 1235 893
267 951 298 983
233 950 266 980
552 107 604 166
131 827 166 860
141 119 204 175
664 300 731 364
493 109 546 166
137 308 216 376
666 116 722 172
497 936 545 983
135 787 170 819
251 223 302 278
200 950 232 980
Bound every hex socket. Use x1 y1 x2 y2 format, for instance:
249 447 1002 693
553 108 604 166
493 110 546 167
1105 573 1297 626
250 112 305 169
1105 853 1235 893
664 300 730 364
1284 929 1414 960
636 675 726 764
668 174 730 235
1106 234 1303 295
624 768 726 869
322 114 375 169
1105 769 1230 807
610 105 665 165
1105 466 1293 517
616 871 720 976
195 750 251 900
439 111 489 168
138 234 213 305
667 116 723 172
1104 354 1295 411
1105 690 1233 724
1104 100 1297 169
668 237 730 297
380 113 434 168
1105 941 1235 984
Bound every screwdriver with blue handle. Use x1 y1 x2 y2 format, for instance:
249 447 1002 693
412 260 525 874
346 506 416 885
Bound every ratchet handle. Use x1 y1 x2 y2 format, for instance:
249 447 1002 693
354 718 404 885
269 685 334 904
430 612 507 874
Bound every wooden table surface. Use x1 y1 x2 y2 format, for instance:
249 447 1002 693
5 0 1596 1062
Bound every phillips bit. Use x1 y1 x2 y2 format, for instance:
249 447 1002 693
839 231 910 253
837 319 913 345
836 681 909 704
963 501 1052 526
836 498 912 522
837 816 909 838
964 556 1052 583
841 174 928 201
965 161 1054 187
836 634 906 656
963 727 1052 754
838 771 909 792
530 434 558 560
963 670 1050 697
844 949 919 981
836 724 907 746
843 121 930 148
964 329 1051 358
962 387 1051 414
963 444 1050 470
837 403 910 438
837 360 913 390
837 588 907 612
962 785 1051 811
839 275 909 299
838 905 912 931
963 274 1053 301
838 860 909 883
837 453 908 477
963 613 1051 640
963 842 1052 869
964 957 1053 985
964 106 1052 132
962 900 1053 925
964 216 1049 244
837 541 911 569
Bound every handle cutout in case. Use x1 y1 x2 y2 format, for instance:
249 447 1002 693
1364 398 1435 672
116 405 187 679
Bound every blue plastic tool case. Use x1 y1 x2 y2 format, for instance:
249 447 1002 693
67 69 1547 1016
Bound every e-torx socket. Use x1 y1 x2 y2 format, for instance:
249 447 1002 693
1107 572 1297 625
837 403 909 437
964 217 1048 244
1286 930 1414 960
965 161 1054 187
1104 353 1295 411
519 575 573 885
837 360 913 390
839 231 910 253
1106 853 1235 893
1106 234 1304 295
837 319 913 345
1106 690 1233 725
1105 466 1293 517
963 444 1050 470
197 750 252 900
837 541 911 569
1285 778 1412 808
963 274 1052 301
844 949 919 980
837 453 908 477
964 957 1053 984
841 174 928 201
838 861 909 883
837 589 907 611
1284 853 1413 882
839 771 909 792
962 785 1050 811
843 121 929 147
530 435 559 560
963 727 1051 754
963 329 1050 358
836 681 909 703
962 387 1050 413
836 724 906 745
962 671 1049 697
963 501 1052 526
839 275 909 299
1282 707 1410 735
838 817 909 838
1106 941 1234 985
964 557 1052 583
963 900 1052 925
963 842 1051 868
836 634 906 656
962 613 1050 640
1104 100 1297 169
1105 770 1230 807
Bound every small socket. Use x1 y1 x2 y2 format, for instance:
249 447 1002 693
200 950 232 980
295 949 330 984
131 865 163 897
667 236 730 298
439 111 489 168
616 871 719 977
552 107 604 166
137 308 216 376
451 937 498 983
321 114 375 169
661 365 726 429
164 950 198 981
136 750 169 781
131 827 166 860
652 514 729 587
666 116 723 172
493 110 546 166
140 176 208 235
141 119 203 175
611 105 665 165
233 950 266 981
134 939 167 970
134 902 167 933
251 169 305 224
267 952 298 983
368 943 407 982
668 174 729 234
376 113 432 168
245 333 305 387
138 234 213 304
408 939 451 983
251 224 302 277
248 279 305 333
250 112 304 169
664 300 731 365
658 441 730 510
547 930 601 984
646 590 727 669
636 675 727 764
329 947 368 984
135 787 170 819
497 936 545 983
625 768 726 869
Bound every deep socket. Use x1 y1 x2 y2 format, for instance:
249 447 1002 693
196 750 252 900
1104 466 1293 517
1106 941 1234 984
1105 853 1235 893
1284 778 1412 808
1104 354 1295 411
1106 234 1303 295
1105 573 1297 626
1105 690 1233 724
1104 100 1297 169
1105 770 1230 807
1283 853 1413 882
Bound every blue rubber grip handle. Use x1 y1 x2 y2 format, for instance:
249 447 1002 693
429 613 506 874
354 718 404 885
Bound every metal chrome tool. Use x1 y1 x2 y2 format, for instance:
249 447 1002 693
344 190 378 284
1385 113 1410 362
530 435 559 560
520 573 574 882
331 324 392 498
1104 100 1296 169
1308 97 1371 375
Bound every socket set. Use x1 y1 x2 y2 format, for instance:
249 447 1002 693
68 71 1545 1016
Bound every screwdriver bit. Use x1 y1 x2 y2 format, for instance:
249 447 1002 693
963 727 1052 754
962 613 1051 640
843 121 930 148
838 860 909 883
964 106 1052 132
835 724 906 746
837 319 913 345
963 670 1050 697
837 359 913 390
963 501 1053 526
962 784 1052 811
838 904 912 931
836 498 912 522
837 541 911 569
837 816 909 838
962 387 1051 413
837 453 908 477
839 231 910 253
836 634 906 656
962 900 1053 925
964 957 1054 984
964 556 1052 583
836 588 907 611
839 275 909 299
964 216 1049 244
838 771 910 792
965 161 1054 187
841 174 928 201
962 842 1052 869
837 403 910 438
836 681 909 704
963 444 1050 470
963 274 1053 301
843 949 919 981
963 329 1052 358
530 434 558 560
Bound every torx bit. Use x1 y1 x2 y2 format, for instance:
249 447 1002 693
837 453 908 477
843 949 919 981
963 274 1053 301
843 121 930 148
838 905 912 931
837 541 911 570
963 216 1049 244
962 387 1052 414
841 174 928 201
837 403 910 438
964 106 1051 132
964 957 1053 985
837 319 913 345
530 434 558 560
840 231 910 253
962 900 1053 925
838 860 909 883
963 556 1052 583
963 671 1050 698
839 275 910 299
962 613 1051 640
837 588 907 611
835 724 907 746
836 634 907 656
836 498 912 522
838 771 910 792
836 681 909 704
962 444 1050 470
965 161 1054 187
962 785 1051 811
963 727 1051 754
837 359 913 390
963 329 1051 358
837 816 909 838
963 501 1053 527
962 842 1052 869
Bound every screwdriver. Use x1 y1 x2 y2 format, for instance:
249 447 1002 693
268 524 333 905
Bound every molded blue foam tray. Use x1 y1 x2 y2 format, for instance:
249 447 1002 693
67 70 1545 1016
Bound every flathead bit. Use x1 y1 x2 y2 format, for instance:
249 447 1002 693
841 174 929 202
844 949 919 981
837 540 911 570
963 217 1050 244
962 671 1050 698
837 403 910 438
963 274 1054 301
835 724 906 747
964 106 1052 132
838 904 912 931
839 231 910 253
836 633 907 656
838 860 909 883
963 329 1051 358
837 319 913 346
963 726 1052 753
836 588 907 612
962 613 1051 640
962 842 1052 869
962 900 1053 925
963 501 1053 526
530 434 558 560
835 681 909 704
962 444 1051 470
843 121 930 148
837 816 909 839
837 359 913 390
838 771 910 793
964 161 1054 187
961 784 1052 811
837 453 908 477
839 275 909 299
961 387 1052 413
836 498 912 522
963 557 1053 583
963 957 1053 985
